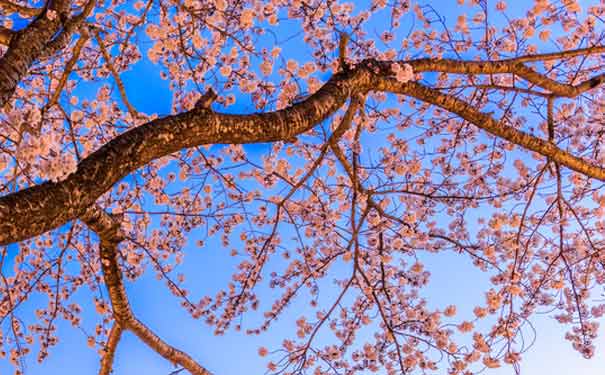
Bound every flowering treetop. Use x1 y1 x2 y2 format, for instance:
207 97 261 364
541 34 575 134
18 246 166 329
1 0 605 374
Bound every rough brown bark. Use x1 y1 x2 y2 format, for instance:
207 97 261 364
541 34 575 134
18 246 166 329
0 15 64 105
0 0 95 107
128 318 212 375
0 26 14 46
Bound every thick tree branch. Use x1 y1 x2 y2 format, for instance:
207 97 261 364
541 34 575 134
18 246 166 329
375 77 605 180
498 45 605 64
512 64 605 97
406 47 605 97
0 66 369 245
80 206 131 321
407 44 605 74
0 14 65 105
0 0 70 106
2 47 605 245
0 0 96 107
128 318 212 375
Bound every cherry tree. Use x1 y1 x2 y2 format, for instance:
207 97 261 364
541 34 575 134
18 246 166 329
1 0 605 374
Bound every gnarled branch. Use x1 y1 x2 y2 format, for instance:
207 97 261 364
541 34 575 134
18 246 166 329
2 47 605 246
0 66 369 245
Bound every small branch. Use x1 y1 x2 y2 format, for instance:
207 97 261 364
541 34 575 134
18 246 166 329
99 323 123 375
46 31 89 109
92 28 139 119
81 205 212 375
547 97 555 141
338 32 350 71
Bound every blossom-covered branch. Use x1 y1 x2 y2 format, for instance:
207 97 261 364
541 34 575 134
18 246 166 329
2 48 605 245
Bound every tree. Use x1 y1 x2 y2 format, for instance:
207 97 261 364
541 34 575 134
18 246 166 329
1 0 605 373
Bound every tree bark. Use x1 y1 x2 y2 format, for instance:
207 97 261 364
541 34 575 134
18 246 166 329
0 15 63 105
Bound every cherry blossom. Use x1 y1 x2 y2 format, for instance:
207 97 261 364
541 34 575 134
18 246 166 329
0 1 605 375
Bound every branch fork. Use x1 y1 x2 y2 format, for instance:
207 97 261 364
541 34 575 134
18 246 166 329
81 205 212 375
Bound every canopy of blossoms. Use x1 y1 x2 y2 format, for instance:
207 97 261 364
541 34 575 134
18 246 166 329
1 0 605 375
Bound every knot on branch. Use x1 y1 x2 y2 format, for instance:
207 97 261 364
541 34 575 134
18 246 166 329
81 205 124 245
195 88 217 110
